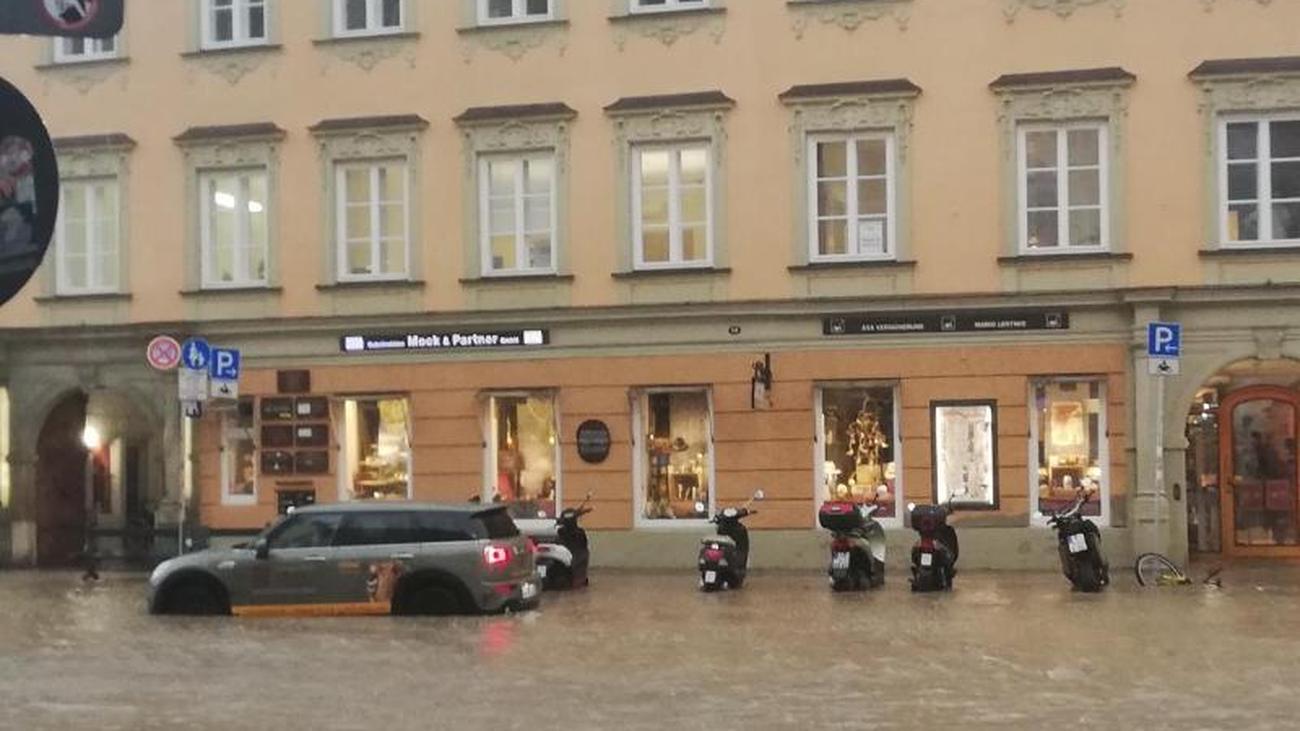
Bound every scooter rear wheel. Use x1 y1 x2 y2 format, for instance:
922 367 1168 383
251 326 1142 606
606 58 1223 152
1073 560 1103 593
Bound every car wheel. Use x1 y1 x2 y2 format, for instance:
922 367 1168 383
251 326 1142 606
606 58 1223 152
401 583 464 616
161 580 225 615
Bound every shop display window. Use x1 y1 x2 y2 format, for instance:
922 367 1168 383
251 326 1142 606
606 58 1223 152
639 390 712 521
816 385 899 519
1032 379 1107 520
486 394 559 520
221 397 257 506
341 396 411 501
931 401 998 509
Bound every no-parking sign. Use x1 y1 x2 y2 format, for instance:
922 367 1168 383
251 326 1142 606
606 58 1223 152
146 336 182 371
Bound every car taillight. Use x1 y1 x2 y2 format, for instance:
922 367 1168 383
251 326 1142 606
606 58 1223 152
483 544 513 569
831 538 851 551
703 546 724 562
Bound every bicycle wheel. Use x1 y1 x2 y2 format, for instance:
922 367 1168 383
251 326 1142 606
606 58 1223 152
1134 552 1184 587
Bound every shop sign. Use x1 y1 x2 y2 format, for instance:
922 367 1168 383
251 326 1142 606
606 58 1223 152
576 420 612 464
339 329 549 354
823 309 1068 337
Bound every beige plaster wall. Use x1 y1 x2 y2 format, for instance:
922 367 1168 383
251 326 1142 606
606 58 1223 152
1 0 1298 327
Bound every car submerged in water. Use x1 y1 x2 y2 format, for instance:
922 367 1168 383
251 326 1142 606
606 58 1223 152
148 503 540 616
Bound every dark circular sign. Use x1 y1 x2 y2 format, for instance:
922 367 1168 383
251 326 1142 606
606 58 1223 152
576 420 611 464
0 76 57 309
41 0 102 31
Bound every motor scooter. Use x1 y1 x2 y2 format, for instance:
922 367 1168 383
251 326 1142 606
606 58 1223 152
818 486 888 591
1045 485 1109 592
907 499 958 592
697 490 764 592
533 492 593 591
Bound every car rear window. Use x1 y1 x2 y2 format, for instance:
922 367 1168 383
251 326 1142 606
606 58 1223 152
472 509 519 540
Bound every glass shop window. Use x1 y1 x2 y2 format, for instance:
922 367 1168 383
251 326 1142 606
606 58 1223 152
486 393 559 520
1032 379 1108 520
817 385 899 519
640 390 712 521
341 396 412 501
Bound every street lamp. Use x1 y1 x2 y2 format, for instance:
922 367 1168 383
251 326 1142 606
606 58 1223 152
81 422 101 580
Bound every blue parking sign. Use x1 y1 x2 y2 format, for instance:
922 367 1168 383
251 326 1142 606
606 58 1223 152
210 348 241 381
1147 322 1181 358
181 338 211 370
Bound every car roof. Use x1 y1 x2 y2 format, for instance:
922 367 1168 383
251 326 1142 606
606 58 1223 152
291 502 504 516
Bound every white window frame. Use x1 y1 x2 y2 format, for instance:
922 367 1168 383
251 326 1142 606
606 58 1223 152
807 133 896 263
1219 114 1300 248
477 0 553 25
630 387 716 529
478 153 557 277
334 160 410 282
631 143 713 270
336 395 414 502
481 392 563 532
332 0 405 37
201 0 268 49
220 407 257 507
629 0 710 14
55 177 119 296
51 35 117 63
812 382 904 529
1017 122 1110 253
1028 377 1110 528
199 168 269 289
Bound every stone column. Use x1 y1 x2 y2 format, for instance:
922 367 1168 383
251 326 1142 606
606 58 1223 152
1129 302 1176 558
5 450 38 565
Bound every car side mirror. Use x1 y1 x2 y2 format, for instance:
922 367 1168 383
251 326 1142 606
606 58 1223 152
254 538 269 560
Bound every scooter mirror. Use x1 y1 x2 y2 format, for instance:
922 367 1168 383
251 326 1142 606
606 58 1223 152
753 489 766 501
906 502 917 512
694 501 706 514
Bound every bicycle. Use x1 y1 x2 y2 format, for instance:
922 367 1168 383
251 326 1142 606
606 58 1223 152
1133 552 1222 587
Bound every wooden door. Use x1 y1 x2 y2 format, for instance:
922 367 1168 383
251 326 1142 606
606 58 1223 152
1219 386 1300 557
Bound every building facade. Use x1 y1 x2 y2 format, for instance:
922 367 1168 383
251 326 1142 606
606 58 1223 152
2 0 1300 568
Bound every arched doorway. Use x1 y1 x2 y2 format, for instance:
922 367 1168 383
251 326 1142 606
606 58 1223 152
1185 359 1300 558
35 392 88 566
33 387 161 566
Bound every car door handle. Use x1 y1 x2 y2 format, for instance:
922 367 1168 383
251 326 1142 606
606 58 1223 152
302 555 328 562
389 553 415 560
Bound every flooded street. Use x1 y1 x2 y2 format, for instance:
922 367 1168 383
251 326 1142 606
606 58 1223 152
2 566 1299 730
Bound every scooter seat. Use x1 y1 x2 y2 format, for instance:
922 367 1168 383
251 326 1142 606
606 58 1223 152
700 535 736 547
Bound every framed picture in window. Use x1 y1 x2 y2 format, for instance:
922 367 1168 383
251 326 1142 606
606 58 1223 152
260 450 294 476
260 397 295 421
295 396 329 420
295 451 330 475
260 425 295 449
295 424 329 448
930 400 998 509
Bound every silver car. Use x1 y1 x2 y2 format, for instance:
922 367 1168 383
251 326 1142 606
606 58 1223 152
148 503 540 616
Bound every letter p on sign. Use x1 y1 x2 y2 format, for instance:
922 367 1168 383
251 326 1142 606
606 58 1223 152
1147 322 1181 358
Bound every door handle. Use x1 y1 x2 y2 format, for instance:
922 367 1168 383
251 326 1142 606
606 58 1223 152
302 555 328 562
389 553 415 560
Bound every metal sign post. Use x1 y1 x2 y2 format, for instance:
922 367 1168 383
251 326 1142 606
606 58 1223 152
1147 322 1181 554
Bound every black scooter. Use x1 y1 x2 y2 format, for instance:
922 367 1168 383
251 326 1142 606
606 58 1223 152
534 492 593 591
1046 487 1109 592
908 500 958 592
698 490 764 592
819 486 888 591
